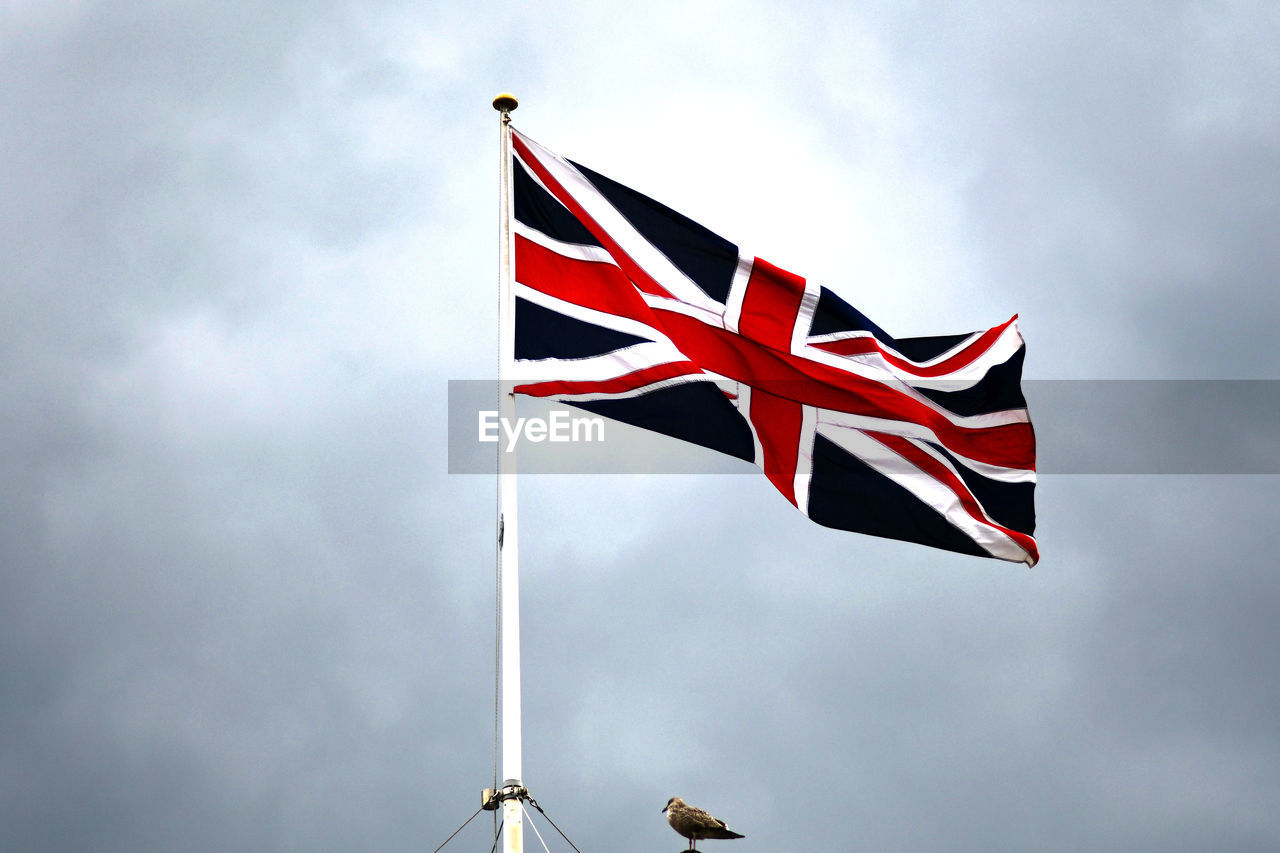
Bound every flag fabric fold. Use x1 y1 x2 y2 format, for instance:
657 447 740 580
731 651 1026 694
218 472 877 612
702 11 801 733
508 128 1038 566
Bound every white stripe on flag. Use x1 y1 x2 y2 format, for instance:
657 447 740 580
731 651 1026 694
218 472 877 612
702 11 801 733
790 277 822 357
793 403 818 516
508 340 693 383
515 220 617 265
528 372 711 404
817 394 1031 435
735 383 766 468
722 254 754 335
804 319 1027 390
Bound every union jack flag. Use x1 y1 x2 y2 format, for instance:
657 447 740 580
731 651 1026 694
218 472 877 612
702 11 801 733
509 128 1038 566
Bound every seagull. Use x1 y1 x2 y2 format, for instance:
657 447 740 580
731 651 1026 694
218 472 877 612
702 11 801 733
662 797 745 851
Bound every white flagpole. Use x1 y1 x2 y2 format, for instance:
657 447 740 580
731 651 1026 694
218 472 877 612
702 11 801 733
492 92 525 853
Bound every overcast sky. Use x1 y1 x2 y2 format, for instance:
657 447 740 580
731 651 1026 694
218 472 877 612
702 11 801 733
3 1 1279 851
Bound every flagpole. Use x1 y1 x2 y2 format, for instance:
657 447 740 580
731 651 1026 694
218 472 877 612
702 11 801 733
493 92 526 853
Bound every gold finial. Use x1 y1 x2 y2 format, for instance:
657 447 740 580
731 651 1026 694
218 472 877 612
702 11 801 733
492 93 519 113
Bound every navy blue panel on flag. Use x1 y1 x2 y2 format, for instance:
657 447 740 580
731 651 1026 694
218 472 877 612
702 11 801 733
514 297 650 361
807 435 990 558
937 443 1038 535
514 159 601 248
571 383 757 463
891 331 976 362
572 161 740 304
808 287 893 341
916 347 1030 415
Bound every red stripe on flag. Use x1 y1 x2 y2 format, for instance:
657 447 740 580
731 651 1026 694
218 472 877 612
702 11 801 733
515 361 704 399
747 388 803 506
512 133 676 302
811 316 1018 377
653 310 1036 470
516 235 662 330
738 257 807 352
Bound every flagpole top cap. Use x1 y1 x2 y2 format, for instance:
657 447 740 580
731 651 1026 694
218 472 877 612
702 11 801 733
492 93 519 113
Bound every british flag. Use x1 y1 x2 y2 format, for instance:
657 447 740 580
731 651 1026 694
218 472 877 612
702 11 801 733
509 128 1038 566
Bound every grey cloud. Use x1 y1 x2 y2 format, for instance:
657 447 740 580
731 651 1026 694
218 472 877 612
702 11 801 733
3 2 1279 852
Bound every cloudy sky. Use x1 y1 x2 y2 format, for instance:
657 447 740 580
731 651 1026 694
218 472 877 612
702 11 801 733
3 1 1279 851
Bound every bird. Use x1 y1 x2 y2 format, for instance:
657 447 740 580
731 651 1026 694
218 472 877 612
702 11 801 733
662 797 745 851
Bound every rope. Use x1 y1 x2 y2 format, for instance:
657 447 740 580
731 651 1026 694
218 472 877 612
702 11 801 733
430 806 485 853
488 817 504 853
527 797 585 853
522 805 552 853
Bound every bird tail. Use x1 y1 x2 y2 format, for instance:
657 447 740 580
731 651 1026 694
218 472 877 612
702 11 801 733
707 829 745 840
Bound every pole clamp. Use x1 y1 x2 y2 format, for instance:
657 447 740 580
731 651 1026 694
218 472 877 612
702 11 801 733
481 784 528 810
